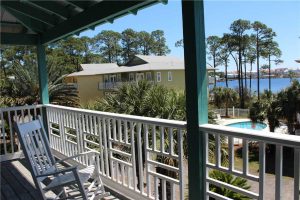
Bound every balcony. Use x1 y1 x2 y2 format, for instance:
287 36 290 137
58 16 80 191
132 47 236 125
98 82 124 90
1 104 299 199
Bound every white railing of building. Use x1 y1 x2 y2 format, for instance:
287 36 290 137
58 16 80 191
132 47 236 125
98 82 123 90
200 124 300 200
45 104 186 200
1 104 300 200
0 104 43 161
215 107 250 118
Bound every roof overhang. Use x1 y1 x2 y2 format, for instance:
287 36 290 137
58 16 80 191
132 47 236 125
1 0 166 46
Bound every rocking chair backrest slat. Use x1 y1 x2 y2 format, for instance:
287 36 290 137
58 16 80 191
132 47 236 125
14 118 56 176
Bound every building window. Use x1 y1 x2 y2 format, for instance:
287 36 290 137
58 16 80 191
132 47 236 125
157 72 161 82
110 74 116 83
146 72 152 81
168 71 172 81
129 73 134 81
117 74 121 82
136 73 144 81
104 75 109 83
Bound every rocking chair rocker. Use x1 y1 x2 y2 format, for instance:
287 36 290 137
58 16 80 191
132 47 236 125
14 118 109 200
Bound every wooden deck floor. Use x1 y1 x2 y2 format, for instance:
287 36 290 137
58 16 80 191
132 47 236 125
1 159 41 200
0 159 121 200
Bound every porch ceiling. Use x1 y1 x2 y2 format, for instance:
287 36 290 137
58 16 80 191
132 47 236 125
0 0 165 45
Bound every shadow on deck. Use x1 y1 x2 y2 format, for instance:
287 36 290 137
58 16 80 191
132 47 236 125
1 159 41 200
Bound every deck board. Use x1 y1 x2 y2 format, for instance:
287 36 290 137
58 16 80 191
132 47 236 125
1 159 42 200
0 159 120 200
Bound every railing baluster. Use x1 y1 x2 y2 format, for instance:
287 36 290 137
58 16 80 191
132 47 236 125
8 111 14 154
179 129 184 200
97 117 105 175
259 142 265 200
275 145 283 200
137 123 144 194
216 133 221 167
144 124 151 197
160 126 164 153
243 139 249 175
102 118 109 177
294 148 300 200
108 119 114 179
169 127 173 155
228 136 234 171
130 121 137 191
153 124 156 151
124 120 128 144
162 179 166 200
0 111 7 155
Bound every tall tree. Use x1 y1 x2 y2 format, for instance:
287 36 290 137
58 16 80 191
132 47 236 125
207 36 222 87
245 37 256 95
261 40 282 92
252 21 275 99
93 30 122 63
137 31 153 55
150 30 170 56
121 28 139 63
229 19 251 108
219 35 232 88
80 36 102 64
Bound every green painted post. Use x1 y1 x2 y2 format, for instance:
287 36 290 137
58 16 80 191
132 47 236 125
181 1 208 200
37 37 49 136
37 38 49 104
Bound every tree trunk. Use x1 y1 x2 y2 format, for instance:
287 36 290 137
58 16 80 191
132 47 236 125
225 61 228 88
269 54 271 92
239 48 244 108
250 62 252 96
244 55 247 93
256 33 260 100
213 55 216 87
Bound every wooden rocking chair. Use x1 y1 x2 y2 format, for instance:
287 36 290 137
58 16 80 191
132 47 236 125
14 118 109 200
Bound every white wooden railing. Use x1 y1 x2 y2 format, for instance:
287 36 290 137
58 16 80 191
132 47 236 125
1 104 300 199
200 124 300 200
45 104 186 200
215 107 250 118
0 104 43 161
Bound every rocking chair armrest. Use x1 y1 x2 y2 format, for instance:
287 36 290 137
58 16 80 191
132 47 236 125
55 150 98 164
36 166 78 178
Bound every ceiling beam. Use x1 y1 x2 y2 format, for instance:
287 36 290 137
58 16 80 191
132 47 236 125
1 1 57 27
41 0 160 44
27 1 71 20
67 1 92 10
2 6 45 33
0 33 38 45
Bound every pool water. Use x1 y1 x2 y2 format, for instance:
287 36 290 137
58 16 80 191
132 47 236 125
226 121 267 130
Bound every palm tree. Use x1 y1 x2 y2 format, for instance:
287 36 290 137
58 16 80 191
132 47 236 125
277 80 300 134
209 170 251 200
249 90 281 132
212 87 238 117
1 58 79 107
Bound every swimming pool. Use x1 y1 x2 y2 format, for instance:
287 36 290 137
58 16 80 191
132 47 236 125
226 121 267 130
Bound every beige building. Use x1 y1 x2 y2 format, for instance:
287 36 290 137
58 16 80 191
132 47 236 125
65 55 213 105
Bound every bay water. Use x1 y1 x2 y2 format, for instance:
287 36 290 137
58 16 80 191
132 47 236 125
214 78 300 93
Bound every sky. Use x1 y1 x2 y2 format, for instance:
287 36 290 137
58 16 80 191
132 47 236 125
80 0 300 72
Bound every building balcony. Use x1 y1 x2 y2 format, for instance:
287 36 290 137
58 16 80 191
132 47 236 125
0 104 300 199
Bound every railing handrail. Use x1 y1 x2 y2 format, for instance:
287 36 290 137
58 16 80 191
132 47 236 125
0 104 43 112
45 104 187 128
200 123 300 148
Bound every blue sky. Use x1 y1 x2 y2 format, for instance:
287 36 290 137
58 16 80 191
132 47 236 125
81 0 300 72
